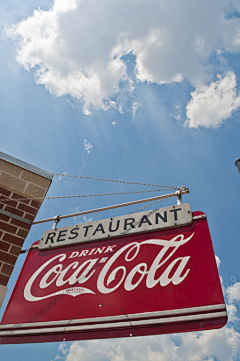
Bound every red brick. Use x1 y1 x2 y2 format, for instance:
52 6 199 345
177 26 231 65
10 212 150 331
12 192 30 205
0 213 10 222
0 187 11 197
4 199 18 207
0 251 17 265
10 219 31 230
5 205 24 217
31 200 40 209
0 241 11 252
9 245 21 256
17 203 38 216
0 221 17 234
17 228 28 238
24 213 35 221
1 263 14 276
0 195 17 207
3 233 25 247
0 273 9 286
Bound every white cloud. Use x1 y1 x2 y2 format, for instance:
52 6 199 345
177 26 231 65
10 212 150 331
55 171 68 181
82 215 93 223
215 255 221 269
226 282 240 304
132 101 141 118
185 72 240 128
82 105 91 115
57 326 239 361
83 139 93 154
6 0 240 114
68 206 94 223
58 343 69 356
119 105 123 114
227 303 239 323
172 105 182 121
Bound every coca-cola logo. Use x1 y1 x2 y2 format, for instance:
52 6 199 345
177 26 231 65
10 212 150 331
24 233 194 302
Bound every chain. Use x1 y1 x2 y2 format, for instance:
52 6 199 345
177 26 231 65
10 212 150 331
54 173 185 191
128 197 167 215
0 188 169 204
0 172 188 205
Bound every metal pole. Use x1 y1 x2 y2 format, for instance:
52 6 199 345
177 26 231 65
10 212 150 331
177 193 182 205
235 159 240 173
32 189 189 225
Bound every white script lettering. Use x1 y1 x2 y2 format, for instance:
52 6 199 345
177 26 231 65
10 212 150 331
24 233 194 301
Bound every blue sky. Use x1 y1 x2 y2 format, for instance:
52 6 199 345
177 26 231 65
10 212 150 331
0 0 240 360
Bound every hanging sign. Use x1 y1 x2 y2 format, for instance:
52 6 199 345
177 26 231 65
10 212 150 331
0 208 227 344
39 203 193 250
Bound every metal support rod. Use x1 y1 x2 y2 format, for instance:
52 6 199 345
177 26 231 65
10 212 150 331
176 191 182 205
32 189 189 225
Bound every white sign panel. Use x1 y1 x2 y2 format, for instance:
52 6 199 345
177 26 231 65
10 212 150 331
39 203 192 250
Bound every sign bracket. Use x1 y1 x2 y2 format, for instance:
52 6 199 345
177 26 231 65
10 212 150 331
33 189 189 226
52 215 61 230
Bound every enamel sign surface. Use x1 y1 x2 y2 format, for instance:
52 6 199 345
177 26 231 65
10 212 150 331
0 210 227 344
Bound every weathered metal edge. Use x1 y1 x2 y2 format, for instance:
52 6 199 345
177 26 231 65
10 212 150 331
0 151 53 180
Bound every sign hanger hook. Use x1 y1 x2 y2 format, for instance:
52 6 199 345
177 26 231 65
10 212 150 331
52 215 61 230
175 190 182 205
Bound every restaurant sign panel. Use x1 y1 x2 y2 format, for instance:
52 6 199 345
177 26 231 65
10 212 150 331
0 205 227 344
39 203 192 250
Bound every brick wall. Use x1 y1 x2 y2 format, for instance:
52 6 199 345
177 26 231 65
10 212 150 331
0 152 53 308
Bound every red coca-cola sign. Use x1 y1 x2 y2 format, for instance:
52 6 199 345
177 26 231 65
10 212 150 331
0 211 227 344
